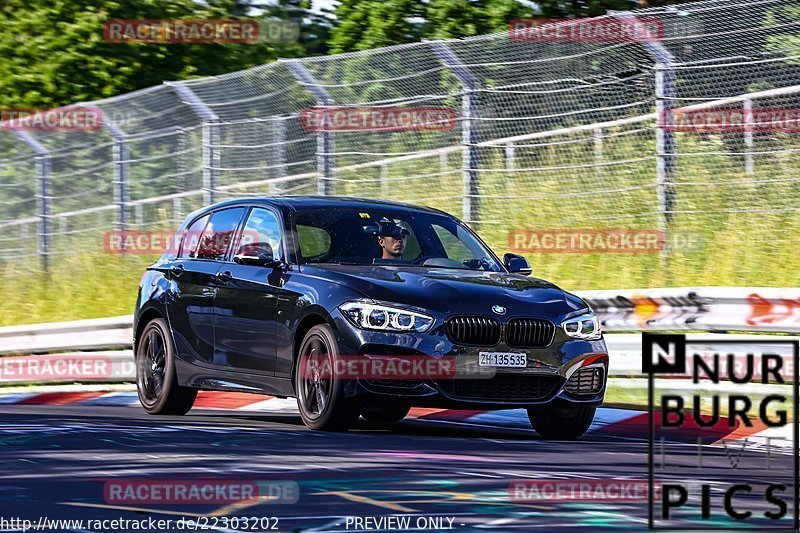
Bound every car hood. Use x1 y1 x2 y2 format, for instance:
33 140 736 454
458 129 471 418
300 265 588 318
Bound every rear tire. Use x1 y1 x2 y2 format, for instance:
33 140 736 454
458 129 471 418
527 403 596 440
361 402 411 423
136 318 197 415
295 324 361 431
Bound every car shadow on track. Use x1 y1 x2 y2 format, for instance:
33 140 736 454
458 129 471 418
203 410 623 442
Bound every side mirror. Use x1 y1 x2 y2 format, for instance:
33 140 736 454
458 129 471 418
234 242 278 267
504 253 532 276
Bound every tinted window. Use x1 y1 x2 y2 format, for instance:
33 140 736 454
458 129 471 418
290 207 502 271
433 224 475 263
179 214 209 259
237 208 283 262
195 208 246 261
297 225 331 259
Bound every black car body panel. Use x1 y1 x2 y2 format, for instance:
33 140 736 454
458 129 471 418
133 197 609 410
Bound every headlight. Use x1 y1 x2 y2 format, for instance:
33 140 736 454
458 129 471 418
339 302 434 333
562 312 602 340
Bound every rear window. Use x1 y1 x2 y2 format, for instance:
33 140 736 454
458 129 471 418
178 214 209 259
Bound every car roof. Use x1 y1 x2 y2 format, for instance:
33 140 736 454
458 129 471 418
194 196 453 217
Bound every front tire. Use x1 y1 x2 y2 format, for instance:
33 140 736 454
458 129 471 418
136 318 197 415
527 403 596 440
295 324 360 431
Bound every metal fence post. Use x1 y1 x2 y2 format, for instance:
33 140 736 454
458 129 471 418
78 103 129 232
613 12 677 256
594 127 605 184
166 82 220 205
428 40 480 225
505 142 515 171
282 60 335 196
15 131 50 271
270 116 288 195
173 127 186 226
743 98 754 176
135 204 143 227
111 131 129 231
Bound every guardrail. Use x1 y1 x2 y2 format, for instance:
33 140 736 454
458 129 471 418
0 315 133 355
1 287 798 385
581 287 800 333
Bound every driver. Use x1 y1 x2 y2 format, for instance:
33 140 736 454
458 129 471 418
377 218 409 260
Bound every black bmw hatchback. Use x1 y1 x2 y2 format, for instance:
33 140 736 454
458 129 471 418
134 197 608 438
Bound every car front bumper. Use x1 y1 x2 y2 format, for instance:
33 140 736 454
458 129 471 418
331 312 608 410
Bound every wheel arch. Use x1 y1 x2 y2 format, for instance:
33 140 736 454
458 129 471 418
291 308 335 383
134 306 167 354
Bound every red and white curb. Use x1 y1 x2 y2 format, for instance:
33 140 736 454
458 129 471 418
0 389 789 447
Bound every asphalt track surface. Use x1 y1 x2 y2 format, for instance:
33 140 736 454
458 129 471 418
0 404 795 533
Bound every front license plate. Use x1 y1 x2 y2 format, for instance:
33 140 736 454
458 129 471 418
478 352 527 368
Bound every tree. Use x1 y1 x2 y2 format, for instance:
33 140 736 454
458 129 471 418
0 0 326 108
328 0 700 53
328 0 423 53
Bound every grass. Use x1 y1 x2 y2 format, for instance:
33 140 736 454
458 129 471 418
2 129 800 326
0 253 151 325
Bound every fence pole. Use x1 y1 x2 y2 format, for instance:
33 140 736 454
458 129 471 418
270 116 288 195
594 127 605 184
654 63 678 253
743 98 754 176
78 104 129 232
111 130 129 231
166 82 220 205
505 142 515 171
135 204 143 227
15 131 50 271
613 12 677 258
439 152 449 173
282 60 335 196
428 40 480 225
173 128 186 226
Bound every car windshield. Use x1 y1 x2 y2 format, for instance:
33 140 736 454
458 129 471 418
290 207 504 272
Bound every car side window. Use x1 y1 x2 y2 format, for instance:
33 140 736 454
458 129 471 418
237 208 284 262
296 225 332 261
194 208 246 261
179 214 210 259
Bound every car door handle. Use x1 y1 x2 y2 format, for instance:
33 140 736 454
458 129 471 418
170 264 185 277
216 270 233 283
